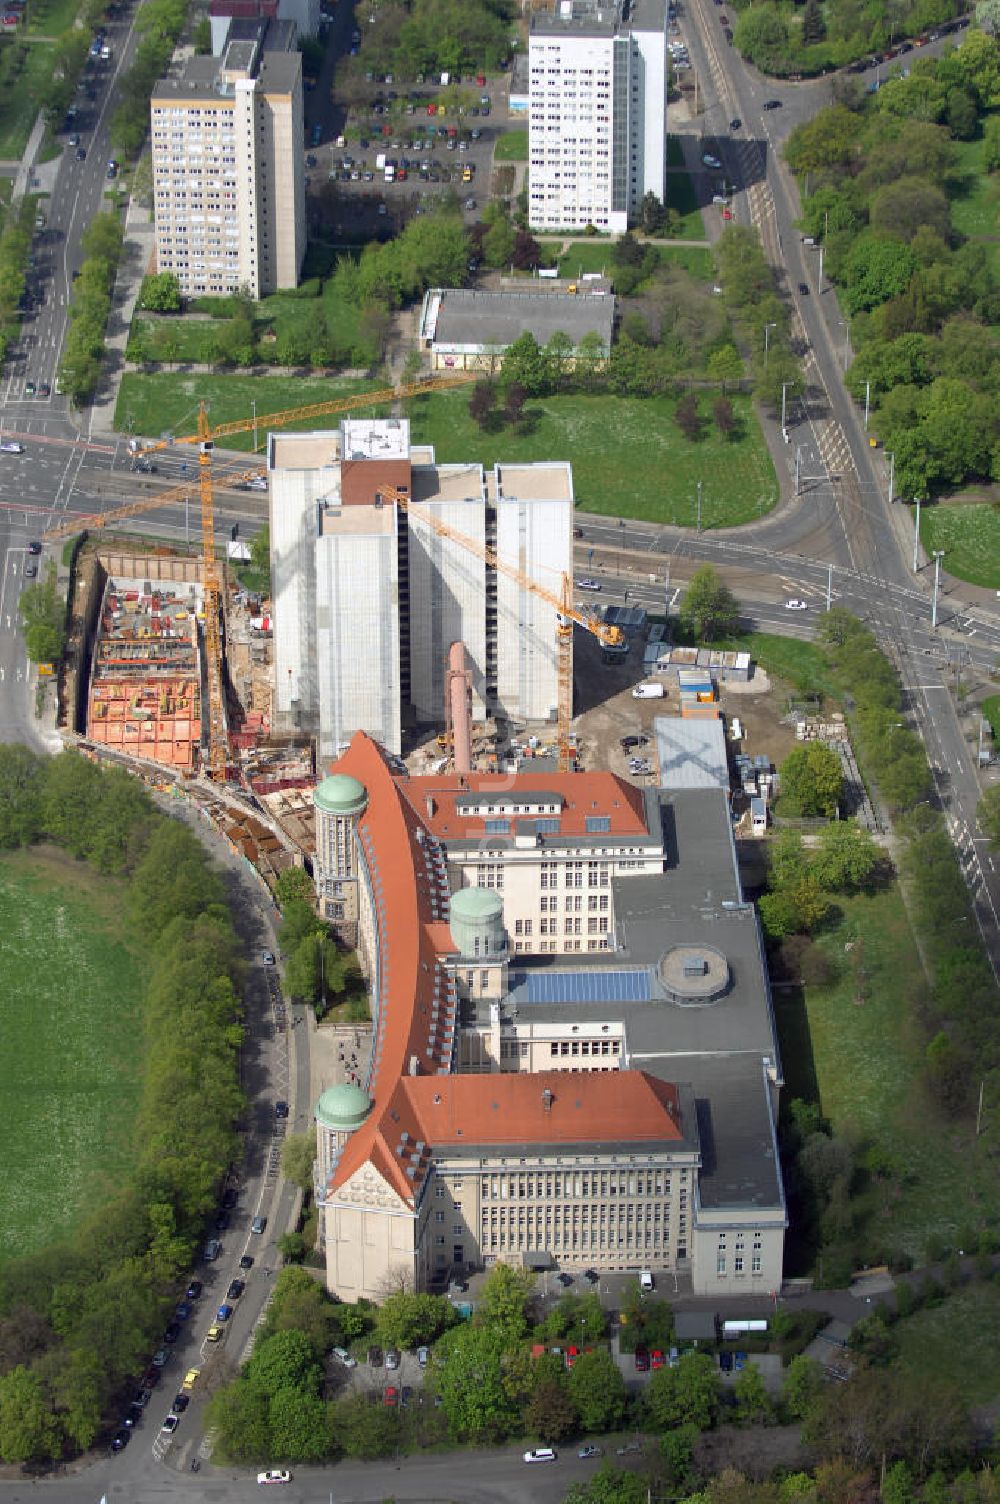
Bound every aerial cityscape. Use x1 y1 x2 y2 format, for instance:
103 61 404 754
0 0 998 1498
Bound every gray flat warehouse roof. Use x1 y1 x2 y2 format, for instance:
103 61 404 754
423 288 615 354
655 715 730 791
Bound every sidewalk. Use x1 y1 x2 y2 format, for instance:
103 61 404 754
86 198 156 435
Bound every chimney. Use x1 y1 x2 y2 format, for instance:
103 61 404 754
426 795 436 818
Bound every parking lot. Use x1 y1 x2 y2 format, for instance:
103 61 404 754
305 56 510 232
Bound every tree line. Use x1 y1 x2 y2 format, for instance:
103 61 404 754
733 0 967 78
58 213 125 404
0 198 35 370
0 747 244 1463
110 0 189 159
272 868 366 1020
784 32 1000 501
205 1259 992 1501
336 0 512 94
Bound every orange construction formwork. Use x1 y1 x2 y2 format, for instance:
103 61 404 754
87 677 202 768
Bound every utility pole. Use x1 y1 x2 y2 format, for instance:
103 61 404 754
696 480 703 533
781 381 789 441
887 450 895 506
794 446 802 497
817 242 824 294
252 398 258 453
864 380 870 430
764 322 776 364
931 550 944 629
912 498 921 573
826 561 833 612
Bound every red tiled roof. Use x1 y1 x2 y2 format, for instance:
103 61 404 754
399 1070 683 1146
398 770 650 842
322 736 675 1208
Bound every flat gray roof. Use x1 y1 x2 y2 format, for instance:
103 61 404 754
426 288 615 354
655 716 730 791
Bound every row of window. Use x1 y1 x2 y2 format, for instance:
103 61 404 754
718 1255 764 1275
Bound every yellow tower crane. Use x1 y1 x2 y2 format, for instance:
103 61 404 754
369 483 624 772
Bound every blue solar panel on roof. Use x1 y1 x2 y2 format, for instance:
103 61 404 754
510 970 651 1004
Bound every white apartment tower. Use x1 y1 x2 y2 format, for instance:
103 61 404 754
150 21 306 298
529 0 668 234
268 421 573 764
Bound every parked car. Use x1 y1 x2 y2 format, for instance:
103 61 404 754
110 1428 130 1452
257 1471 292 1485
160 1414 179 1434
216 1304 233 1323
368 1345 384 1367
239 1254 255 1270
784 598 808 610
575 578 601 591
579 1445 603 1459
634 1348 650 1371
417 1345 430 1367
385 1348 401 1370
151 1349 169 1368
0 440 24 452
333 1346 357 1367
252 1215 268 1234
226 1279 245 1301
172 1393 190 1412
185 1280 203 1300
182 1368 201 1391
524 1448 557 1463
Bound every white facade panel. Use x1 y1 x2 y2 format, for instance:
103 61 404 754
270 467 329 729
494 471 573 724
316 529 401 762
406 488 488 725
632 23 668 204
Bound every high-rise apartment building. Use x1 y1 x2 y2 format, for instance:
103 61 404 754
528 0 668 234
150 20 305 299
268 419 573 764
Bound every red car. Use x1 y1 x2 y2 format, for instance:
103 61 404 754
565 1345 579 1369
651 1350 665 1369
634 1348 650 1372
384 1386 398 1406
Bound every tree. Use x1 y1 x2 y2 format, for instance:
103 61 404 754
713 395 735 437
139 271 182 312
783 1354 825 1420
843 234 919 316
268 1387 332 1460
524 1376 579 1441
468 380 497 430
984 115 1000 173
802 0 826 41
678 564 740 642
512 230 541 271
281 1132 316 1191
733 1362 773 1425
503 379 527 428
482 215 516 269
564 1464 650 1504
0 1367 63 1463
476 1263 535 1340
0 744 44 849
640 191 667 235
675 392 702 441
810 821 879 892
275 866 315 908
708 344 744 390
81 213 124 268
567 1347 627 1433
758 874 830 939
434 1324 520 1440
245 1329 324 1396
976 0 1000 35
375 1292 454 1350
643 1350 720 1432
779 743 844 818
503 332 551 396
18 562 65 664
924 1031 971 1117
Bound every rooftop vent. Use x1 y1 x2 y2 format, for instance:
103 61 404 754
683 956 708 978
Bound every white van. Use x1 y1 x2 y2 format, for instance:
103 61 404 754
632 682 665 699
524 1448 557 1463
639 1269 654 1292
729 716 743 741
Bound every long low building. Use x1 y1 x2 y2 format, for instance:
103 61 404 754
418 286 616 372
312 733 787 1302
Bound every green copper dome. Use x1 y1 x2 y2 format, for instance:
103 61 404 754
316 1082 373 1131
450 886 504 921
313 774 368 816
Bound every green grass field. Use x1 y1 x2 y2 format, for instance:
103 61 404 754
713 632 834 699
404 389 777 526
0 848 144 1263
952 125 1000 278
493 128 528 162
775 885 1000 1260
664 171 707 241
556 241 715 283
918 502 1000 592
982 694 1000 743
0 41 58 158
894 1284 1000 1404
115 372 384 447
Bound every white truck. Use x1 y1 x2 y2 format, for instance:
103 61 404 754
632 682 665 699
376 152 387 170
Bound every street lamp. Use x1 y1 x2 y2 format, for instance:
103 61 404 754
931 550 945 629
764 322 777 364
781 381 791 442
886 450 895 506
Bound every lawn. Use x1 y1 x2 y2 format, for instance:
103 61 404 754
918 501 1000 592
952 125 1000 278
493 128 528 162
774 884 1000 1261
713 631 834 699
0 848 145 1264
664 171 707 241
115 372 385 447
556 241 715 282
894 1284 1000 1404
982 694 1000 743
0 40 57 159
404 389 778 527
